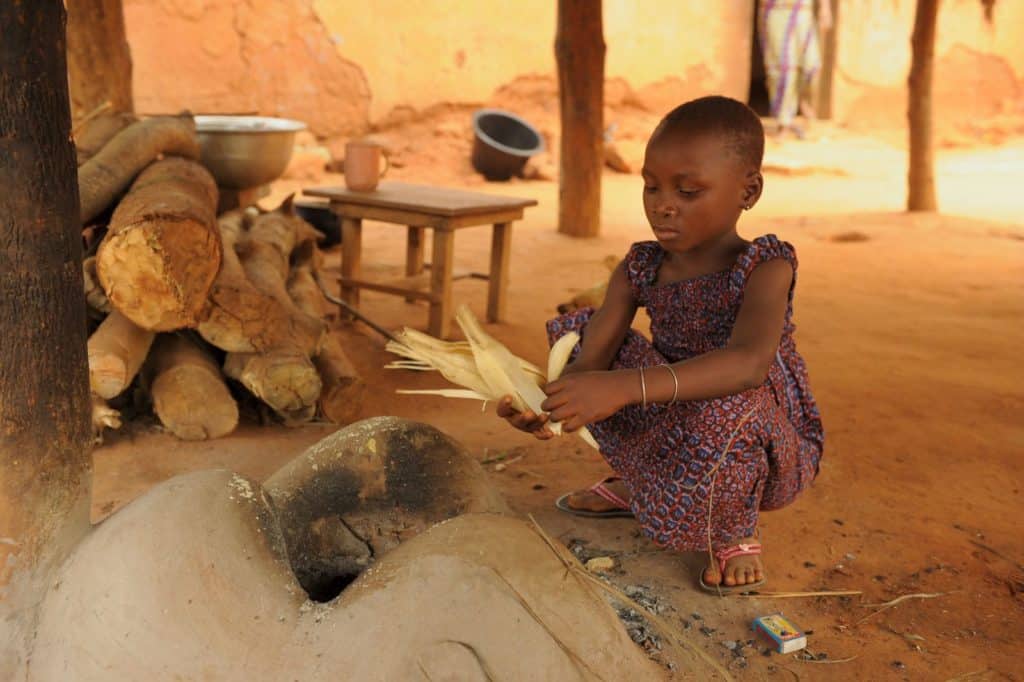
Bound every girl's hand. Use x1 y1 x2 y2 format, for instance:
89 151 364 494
496 396 554 440
541 371 630 433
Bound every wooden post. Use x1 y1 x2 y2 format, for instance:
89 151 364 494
907 0 939 212
0 2 93 675
555 0 605 238
66 0 133 118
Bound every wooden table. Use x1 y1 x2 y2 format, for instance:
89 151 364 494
304 182 537 338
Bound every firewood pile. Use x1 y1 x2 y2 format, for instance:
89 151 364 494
77 110 364 442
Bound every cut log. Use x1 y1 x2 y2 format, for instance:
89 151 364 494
83 256 113 314
87 310 156 399
197 211 294 353
148 334 239 441
96 156 221 331
90 393 122 440
74 110 136 166
287 265 365 425
234 207 326 357
222 350 321 424
79 114 200 224
222 200 327 423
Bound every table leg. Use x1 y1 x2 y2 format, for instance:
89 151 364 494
428 228 455 338
487 222 512 323
340 217 362 320
405 226 425 302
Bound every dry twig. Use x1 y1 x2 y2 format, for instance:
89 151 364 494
71 99 113 135
795 654 858 664
527 514 735 682
853 591 951 626
969 539 1024 572
736 590 862 599
945 669 991 682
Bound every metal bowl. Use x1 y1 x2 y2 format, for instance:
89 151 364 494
195 116 307 189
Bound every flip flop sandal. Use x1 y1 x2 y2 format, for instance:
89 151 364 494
698 542 768 595
554 476 634 518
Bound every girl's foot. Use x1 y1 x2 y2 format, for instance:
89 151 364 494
564 478 631 513
702 536 765 588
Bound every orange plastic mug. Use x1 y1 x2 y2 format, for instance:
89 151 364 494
344 141 389 192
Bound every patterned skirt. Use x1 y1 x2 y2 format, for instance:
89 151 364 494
547 310 822 552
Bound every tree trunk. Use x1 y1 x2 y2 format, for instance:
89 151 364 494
555 0 605 238
66 0 133 120
907 0 940 212
148 334 239 441
96 156 222 331
0 3 93 675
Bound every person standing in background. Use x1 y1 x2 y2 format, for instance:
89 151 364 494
758 0 832 138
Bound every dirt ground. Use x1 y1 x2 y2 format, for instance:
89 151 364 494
92 121 1024 680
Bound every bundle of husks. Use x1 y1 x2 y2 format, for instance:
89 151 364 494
385 305 598 449
78 110 364 442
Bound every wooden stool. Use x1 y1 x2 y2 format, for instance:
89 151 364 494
304 182 537 338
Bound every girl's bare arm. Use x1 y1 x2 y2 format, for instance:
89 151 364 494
560 260 637 374
496 260 635 437
642 258 793 402
543 259 793 431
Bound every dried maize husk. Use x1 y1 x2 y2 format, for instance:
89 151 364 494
386 305 599 450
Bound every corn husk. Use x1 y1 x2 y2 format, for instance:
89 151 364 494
386 305 598 449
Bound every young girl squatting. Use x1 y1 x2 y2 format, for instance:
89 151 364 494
498 96 824 592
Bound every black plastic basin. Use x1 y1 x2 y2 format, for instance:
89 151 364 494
471 109 545 181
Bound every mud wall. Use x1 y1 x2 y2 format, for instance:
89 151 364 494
833 0 1023 131
123 0 1022 145
124 0 750 142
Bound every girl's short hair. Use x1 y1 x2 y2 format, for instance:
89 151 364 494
653 96 765 169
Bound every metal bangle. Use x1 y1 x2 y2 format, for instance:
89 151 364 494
639 367 647 409
661 364 679 405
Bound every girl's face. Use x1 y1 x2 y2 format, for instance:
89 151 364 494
641 132 760 253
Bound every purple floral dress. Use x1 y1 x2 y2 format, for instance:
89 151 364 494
547 235 824 551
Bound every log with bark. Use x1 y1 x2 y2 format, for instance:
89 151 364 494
82 256 112 315
78 114 200 224
147 334 239 441
223 202 326 423
74 109 136 166
96 156 221 331
90 393 122 441
287 255 365 425
222 351 321 425
87 310 156 399
234 206 326 356
197 210 286 352
197 210 303 353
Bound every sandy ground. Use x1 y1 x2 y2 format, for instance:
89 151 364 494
92 124 1024 680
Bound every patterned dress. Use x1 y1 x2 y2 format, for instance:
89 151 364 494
546 235 824 552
